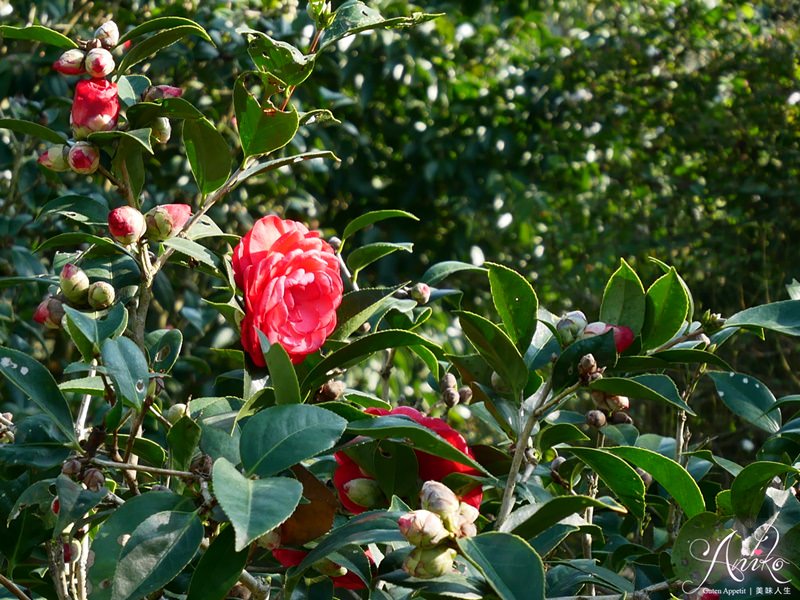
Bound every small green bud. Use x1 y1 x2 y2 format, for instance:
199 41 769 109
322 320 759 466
403 546 457 579
60 263 90 304
343 478 383 509
165 403 188 424
87 281 115 310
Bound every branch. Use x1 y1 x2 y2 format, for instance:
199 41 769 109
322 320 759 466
547 580 673 600
92 457 200 480
74 360 96 441
0 574 32 600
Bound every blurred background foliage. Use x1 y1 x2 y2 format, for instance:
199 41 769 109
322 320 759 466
1 0 799 454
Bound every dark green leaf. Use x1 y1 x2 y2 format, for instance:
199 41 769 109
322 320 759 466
538 423 589 453
126 98 204 127
341 210 419 242
589 374 695 415
234 73 299 158
182 118 231 195
55 475 107 535
89 128 154 154
162 237 220 269
332 286 405 340
421 261 486 286
117 25 213 74
347 242 413 275
101 338 150 410
246 32 315 86
111 138 145 200
167 416 201 472
600 258 646 334
487 262 538 353
63 304 128 356
0 25 78 48
672 512 741 586
118 17 212 45
115 434 167 466
651 349 733 370
35 232 126 255
0 118 67 144
257 332 301 405
707 372 781 433
116 75 151 107
186 525 247 600
59 376 105 396
499 495 625 539
146 329 183 373
641 268 690 350
37 194 109 227
730 461 799 523
724 300 800 337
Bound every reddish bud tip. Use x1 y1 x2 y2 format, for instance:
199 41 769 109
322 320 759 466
53 49 86 75
143 85 183 102
34 297 65 329
67 142 100 175
145 203 191 241
60 263 90 304
38 145 70 171
85 48 115 78
108 206 147 244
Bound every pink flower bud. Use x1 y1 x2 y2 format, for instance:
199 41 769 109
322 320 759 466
582 322 635 353
420 481 460 527
108 206 147 244
85 48 115 78
94 21 120 49
143 85 183 102
53 49 86 75
60 263 90 304
33 297 65 329
398 510 451 548
71 79 120 138
37 145 70 172
87 281 115 310
151 117 172 144
410 282 431 305
67 142 100 175
402 546 457 579
145 204 192 241
557 310 588 344
82 467 105 492
255 529 282 550
343 478 383 509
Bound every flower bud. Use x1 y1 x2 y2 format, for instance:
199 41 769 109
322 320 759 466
0 430 13 444
85 48 115 78
592 392 629 414
143 85 183 102
578 354 598 378
420 481 460 528
311 558 347 578
60 263 90 304
343 478 383 509
442 388 459 408
108 206 147 244
582 322 635 353
37 145 70 171
316 380 346 402
62 459 83 477
82 468 105 492
403 546 457 579
255 529 281 550
440 372 457 392
145 204 191 241
458 386 473 405
398 510 451 548
1 413 13 423
610 411 634 425
454 501 479 538
410 282 431 305
190 454 213 477
63 540 82 563
87 281 115 310
556 310 587 345
71 79 120 138
636 467 653 488
34 297 65 329
67 142 100 175
53 49 86 75
94 21 120 49
151 117 172 144
165 403 188 424
585 409 607 428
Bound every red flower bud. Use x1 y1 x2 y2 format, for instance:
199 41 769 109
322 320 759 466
71 79 120 138
87 281 115 310
143 85 183 102
94 21 120 49
84 48 115 78
145 203 191 241
67 142 100 175
582 321 635 353
34 297 65 329
51 497 60 514
410 282 431 305
108 206 146 244
37 145 70 172
60 263 90 304
151 117 172 144
53 49 86 75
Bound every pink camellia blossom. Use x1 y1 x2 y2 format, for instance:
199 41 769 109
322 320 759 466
53 49 86 75
145 204 191 241
71 78 120 138
108 206 146 245
583 321 635 353
67 142 100 175
232 215 343 365
143 85 183 102
84 48 115 78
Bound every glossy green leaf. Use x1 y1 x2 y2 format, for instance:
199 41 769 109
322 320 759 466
421 261 486 286
246 32 315 86
724 300 800 336
455 310 528 399
600 258 646 334
341 210 419 242
0 118 66 144
651 349 733 371
35 232 126 255
59 376 105 396
347 242 413 276
240 404 347 477
89 128 154 154
37 194 109 227
589 374 695 415
538 423 590 453
146 329 183 373
212 458 303 551
63 304 128 355
162 237 220 269
0 347 75 442
111 137 145 200
182 117 231 194
730 461 799 523
641 268 689 350
566 447 646 520
116 434 167 466
458 532 545 600
234 73 299 158
257 332 300 405
487 262 538 353
101 337 150 410
118 17 210 44
332 286 404 340
186 525 247 600
112 511 204 600
552 330 617 392
607 446 706 518
672 512 741 586
54 475 107 535
167 416 201 472
707 372 781 433
0 25 78 48
500 495 625 539
117 25 212 74
126 98 204 127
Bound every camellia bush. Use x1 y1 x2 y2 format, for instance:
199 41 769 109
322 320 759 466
1 3 800 600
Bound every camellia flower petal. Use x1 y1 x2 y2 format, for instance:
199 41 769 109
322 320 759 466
70 78 120 138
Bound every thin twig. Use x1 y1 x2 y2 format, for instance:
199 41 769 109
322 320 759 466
581 432 605 597
0 573 32 600
92 457 200 480
547 580 674 600
75 360 97 441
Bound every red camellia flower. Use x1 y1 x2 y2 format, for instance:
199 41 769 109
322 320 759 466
71 78 120 138
272 548 371 590
334 406 483 514
232 215 343 366
583 321 635 353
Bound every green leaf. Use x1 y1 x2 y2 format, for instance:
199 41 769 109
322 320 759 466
234 73 299 158
730 461 799 523
182 118 231 195
162 237 220 269
589 374 695 415
302 330 442 391
499 495 625 539
707 372 781 433
186 525 248 600
552 331 617 392
672 512 741 586
116 75 151 107
126 98 204 127
641 268 690 350
54 475 107 535
651 349 733 371
600 258 646 335
0 118 68 145
0 25 78 48
606 446 706 518
101 338 150 410
565 447 646 520
146 329 183 373
0 347 75 442
167 416 201 472
455 311 528 399
37 194 109 227
239 405 347 477
233 151 339 188
458 532 545 600
116 434 167 466
421 261 486 286
341 210 419 242
538 423 589 454
35 232 126 255
486 262 538 353
332 286 405 341
59 376 105 396
346 416 485 473
724 300 800 337
346 242 413 276
246 32 315 86
111 138 145 201
63 304 128 355
117 25 212 74
257 332 301 405
89 128 154 154
212 458 303 551
118 17 211 45
112 511 204 600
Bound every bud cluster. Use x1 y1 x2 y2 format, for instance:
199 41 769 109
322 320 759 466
399 481 479 579
106 204 192 247
439 372 472 408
